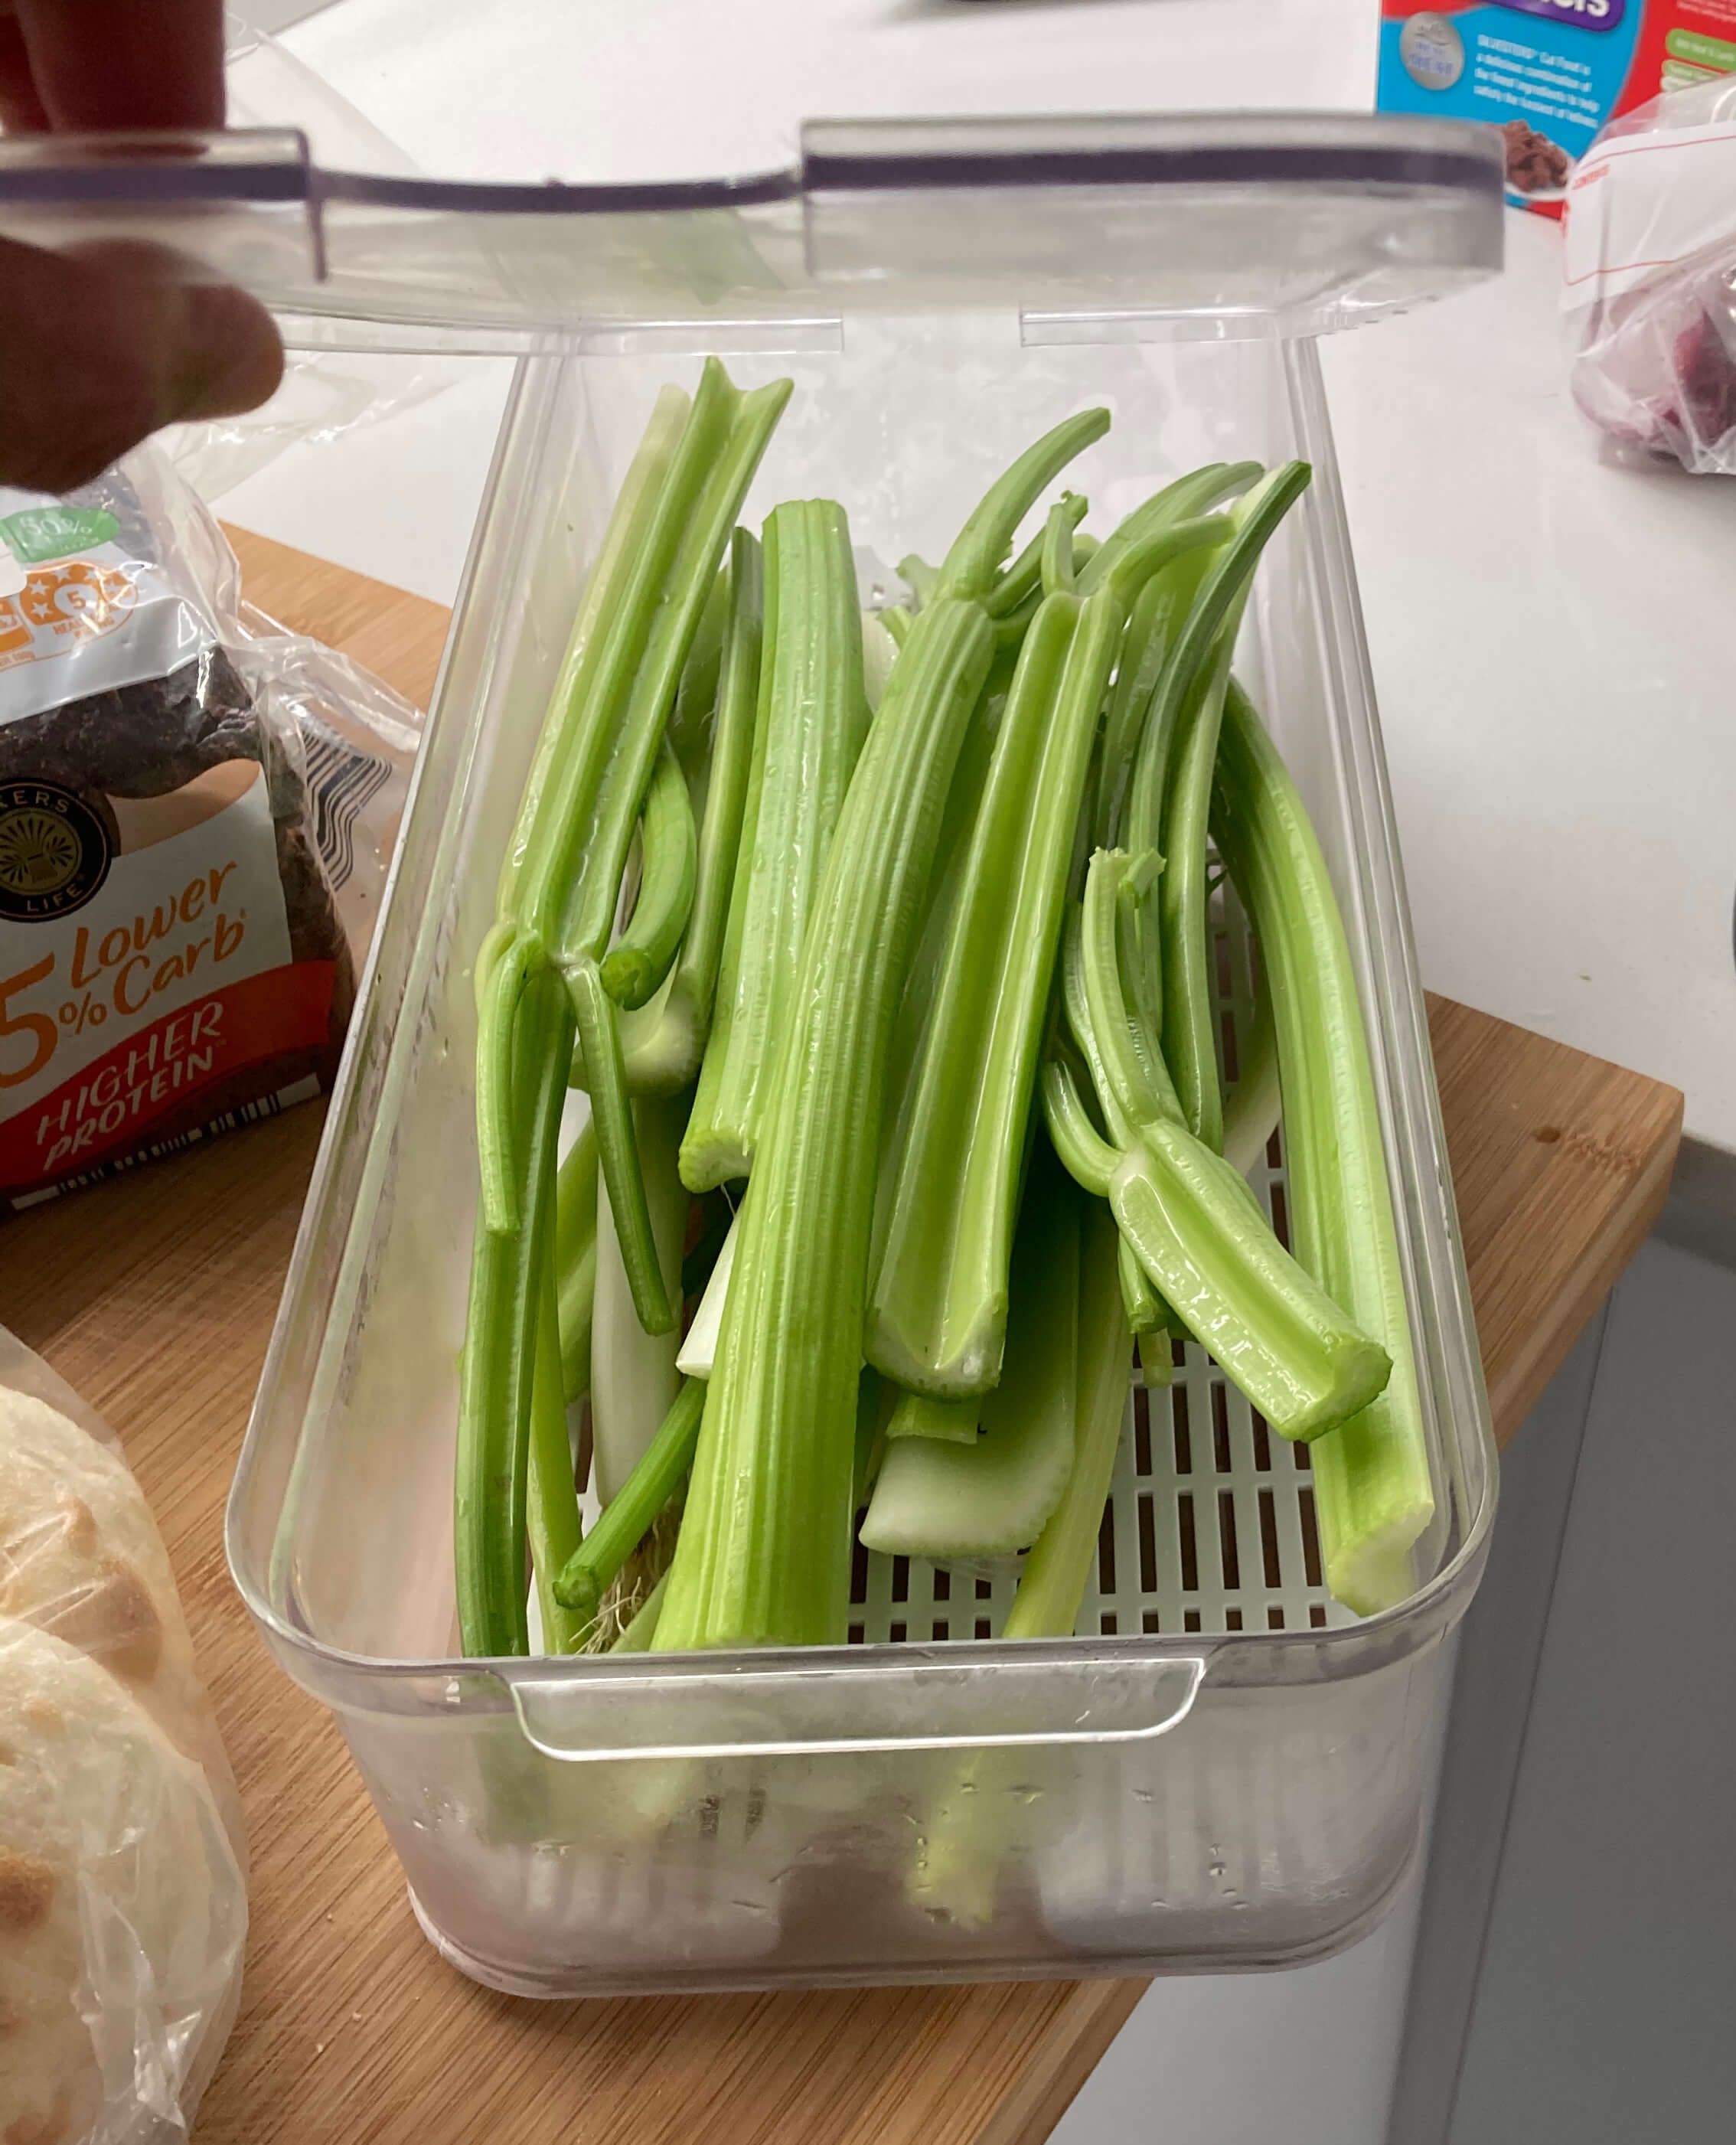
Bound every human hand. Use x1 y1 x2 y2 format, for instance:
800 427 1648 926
0 0 283 492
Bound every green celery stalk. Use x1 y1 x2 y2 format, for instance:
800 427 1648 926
1002 1197 1130 1637
616 528 764 1095
886 1392 980 1445
1073 459 1258 602
527 1180 586 1655
598 739 696 1010
455 965 573 1657
868 588 1109 1395
909 1190 1125 1930
571 961 674 1336
862 1152 1080 1560
1109 1123 1392 1443
553 1121 599 1403
1072 847 1390 1442
554 1379 705 1626
985 488 1085 617
653 595 997 1650
1144 461 1313 1152
935 408 1109 601
682 499 868 1191
862 609 899 707
590 1090 689 1503
1212 678 1434 1614
1040 1052 1116 1199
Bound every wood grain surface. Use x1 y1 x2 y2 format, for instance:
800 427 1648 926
0 537 1682 2145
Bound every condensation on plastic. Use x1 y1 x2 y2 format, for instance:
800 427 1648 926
0 1327 246 2139
1565 77 1736 476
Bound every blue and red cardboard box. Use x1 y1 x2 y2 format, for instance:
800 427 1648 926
1376 1 1736 213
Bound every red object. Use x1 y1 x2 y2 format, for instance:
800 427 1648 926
0 959 336 1194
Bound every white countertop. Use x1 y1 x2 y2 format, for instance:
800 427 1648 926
223 0 1736 1154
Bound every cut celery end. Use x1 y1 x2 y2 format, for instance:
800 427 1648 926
863 1160 1078 1560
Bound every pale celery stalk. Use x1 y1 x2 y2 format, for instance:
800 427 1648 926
652 410 1105 1651
862 609 899 709
599 738 695 1010
886 1392 980 1445
590 1091 690 1505
554 1379 705 1627
1212 677 1433 1614
681 499 868 1190
616 529 764 1095
1222 952 1281 1180
1002 1197 1130 1637
553 1121 599 1402
674 1209 735 1379
1142 460 1312 1153
910 1191 1124 1931
868 589 1107 1395
862 1154 1080 1559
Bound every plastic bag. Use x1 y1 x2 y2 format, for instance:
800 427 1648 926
0 446 417 1208
0 1326 246 2140
1564 77 1736 475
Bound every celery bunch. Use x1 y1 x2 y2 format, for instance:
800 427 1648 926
455 367 1435 1668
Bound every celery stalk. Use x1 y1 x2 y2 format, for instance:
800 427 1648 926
862 1154 1080 1560
1002 1197 1129 1637
676 1210 735 1379
1141 462 1312 1151
527 1193 586 1656
682 500 868 1190
571 961 674 1336
554 1379 704 1625
591 1090 688 1503
986 488 1085 617
616 529 764 1094
1222 952 1281 1180
868 588 1110 1396
1212 678 1434 1614
599 738 696 1010
886 1392 980 1445
455 966 573 1657
553 1121 599 1402
1110 1125 1392 1443
654 595 997 1650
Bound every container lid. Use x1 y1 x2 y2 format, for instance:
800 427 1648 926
0 113 1503 349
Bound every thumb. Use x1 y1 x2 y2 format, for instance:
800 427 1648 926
0 235 283 493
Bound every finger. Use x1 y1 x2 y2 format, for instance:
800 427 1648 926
0 237 282 492
14 0 226 132
0 15 49 132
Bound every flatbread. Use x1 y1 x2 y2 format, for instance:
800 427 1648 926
0 1389 229 1804
0 1618 246 2142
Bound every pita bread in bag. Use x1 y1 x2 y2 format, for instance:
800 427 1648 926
0 1333 245 2137
0 1620 245 2141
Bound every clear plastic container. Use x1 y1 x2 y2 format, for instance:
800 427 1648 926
0 113 1503 1993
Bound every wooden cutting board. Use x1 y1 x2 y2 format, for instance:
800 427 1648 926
0 531 1683 2145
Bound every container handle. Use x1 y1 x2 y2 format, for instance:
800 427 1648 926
507 1648 1206 1764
